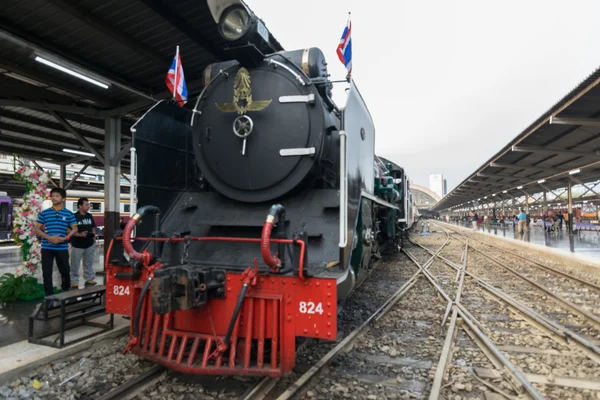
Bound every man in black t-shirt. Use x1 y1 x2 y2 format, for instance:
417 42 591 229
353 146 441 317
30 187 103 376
69 197 97 288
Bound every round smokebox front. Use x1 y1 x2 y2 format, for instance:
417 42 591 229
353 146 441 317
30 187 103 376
193 65 324 203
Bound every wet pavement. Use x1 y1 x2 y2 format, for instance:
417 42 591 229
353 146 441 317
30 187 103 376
0 244 106 347
450 221 600 260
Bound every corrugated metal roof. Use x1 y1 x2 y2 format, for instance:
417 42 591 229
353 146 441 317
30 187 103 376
434 66 600 211
0 0 283 167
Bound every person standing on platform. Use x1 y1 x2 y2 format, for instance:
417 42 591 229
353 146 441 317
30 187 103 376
34 187 78 296
517 208 528 234
470 211 479 230
70 197 98 288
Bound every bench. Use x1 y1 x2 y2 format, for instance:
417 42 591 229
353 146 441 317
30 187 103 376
574 221 599 235
28 285 114 348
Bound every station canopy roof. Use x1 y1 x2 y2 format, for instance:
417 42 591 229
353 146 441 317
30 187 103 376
433 66 600 212
0 0 283 169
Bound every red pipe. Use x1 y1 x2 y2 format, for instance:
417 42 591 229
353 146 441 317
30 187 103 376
123 215 143 261
261 205 285 271
261 219 281 270
111 236 306 279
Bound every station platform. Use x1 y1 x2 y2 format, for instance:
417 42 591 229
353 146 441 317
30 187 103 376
447 220 600 262
0 244 106 348
0 242 133 387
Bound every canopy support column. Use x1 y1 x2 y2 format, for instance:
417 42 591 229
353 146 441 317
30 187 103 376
104 116 122 263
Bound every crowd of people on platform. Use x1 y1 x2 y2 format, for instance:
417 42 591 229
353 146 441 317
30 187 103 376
450 208 573 234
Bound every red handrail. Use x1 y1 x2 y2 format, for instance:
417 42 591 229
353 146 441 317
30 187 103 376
112 236 306 279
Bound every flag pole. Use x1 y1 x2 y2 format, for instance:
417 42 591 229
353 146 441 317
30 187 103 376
173 45 179 100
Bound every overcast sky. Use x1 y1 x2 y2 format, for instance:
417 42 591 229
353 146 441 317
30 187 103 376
248 0 600 192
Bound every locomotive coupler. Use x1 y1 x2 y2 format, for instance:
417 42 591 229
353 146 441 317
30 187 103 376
149 265 226 314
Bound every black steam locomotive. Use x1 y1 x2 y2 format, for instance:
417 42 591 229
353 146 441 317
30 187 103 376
107 0 416 376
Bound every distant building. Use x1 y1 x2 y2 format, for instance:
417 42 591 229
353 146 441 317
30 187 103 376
429 174 446 199
412 184 441 210
443 179 447 196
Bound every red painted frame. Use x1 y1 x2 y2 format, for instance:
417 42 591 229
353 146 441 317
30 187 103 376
105 236 337 376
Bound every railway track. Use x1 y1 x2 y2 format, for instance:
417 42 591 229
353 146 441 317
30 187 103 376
96 365 165 400
419 222 600 399
79 221 600 399
266 222 600 399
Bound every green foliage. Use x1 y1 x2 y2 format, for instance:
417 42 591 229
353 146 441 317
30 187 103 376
0 273 39 302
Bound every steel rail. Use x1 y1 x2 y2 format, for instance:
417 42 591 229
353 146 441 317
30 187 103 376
405 236 545 400
467 233 600 292
274 234 452 400
96 365 165 400
442 225 600 331
429 241 468 400
410 237 571 340
416 226 600 364
239 377 279 400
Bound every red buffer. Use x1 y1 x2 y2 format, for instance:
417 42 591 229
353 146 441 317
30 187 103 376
106 231 337 376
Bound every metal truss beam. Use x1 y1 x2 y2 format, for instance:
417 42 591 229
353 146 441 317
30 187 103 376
490 162 564 174
31 160 59 187
570 176 600 197
110 142 131 166
0 111 104 143
0 121 102 149
0 145 66 162
549 116 600 127
64 161 91 190
512 145 600 158
47 109 106 165
0 100 106 118
477 172 524 179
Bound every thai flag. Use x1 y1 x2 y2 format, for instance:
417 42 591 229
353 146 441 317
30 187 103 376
165 46 188 106
336 16 352 74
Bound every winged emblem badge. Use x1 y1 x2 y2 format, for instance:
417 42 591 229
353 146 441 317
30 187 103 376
215 67 272 114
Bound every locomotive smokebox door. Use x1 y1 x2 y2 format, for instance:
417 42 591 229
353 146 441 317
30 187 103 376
193 56 331 203
150 266 222 314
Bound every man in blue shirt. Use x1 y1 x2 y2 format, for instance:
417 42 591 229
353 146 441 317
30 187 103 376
517 208 528 234
34 187 78 296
